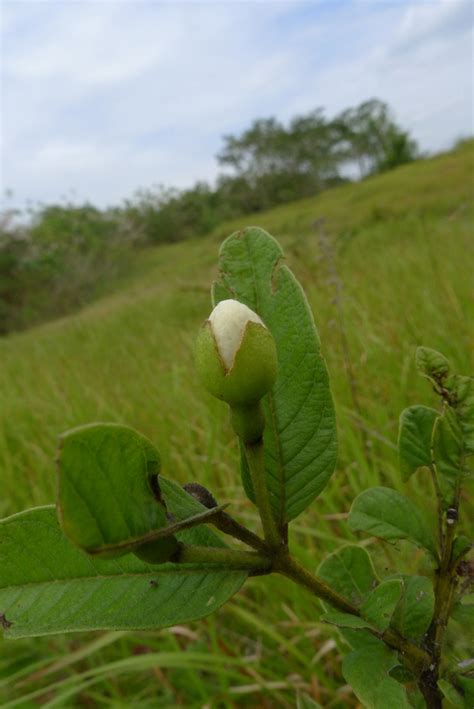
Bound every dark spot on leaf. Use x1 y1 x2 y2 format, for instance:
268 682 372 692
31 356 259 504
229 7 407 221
0 614 12 630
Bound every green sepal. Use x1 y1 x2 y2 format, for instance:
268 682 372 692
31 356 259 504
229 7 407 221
195 319 277 406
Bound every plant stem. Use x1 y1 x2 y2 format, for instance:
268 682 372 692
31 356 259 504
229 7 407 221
274 552 358 614
420 475 462 707
177 544 271 571
274 552 432 674
430 463 444 558
212 512 268 553
244 439 281 549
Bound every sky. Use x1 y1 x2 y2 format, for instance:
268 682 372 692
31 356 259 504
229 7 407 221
1 0 473 211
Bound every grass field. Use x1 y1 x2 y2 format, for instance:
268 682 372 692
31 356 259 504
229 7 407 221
1 140 473 707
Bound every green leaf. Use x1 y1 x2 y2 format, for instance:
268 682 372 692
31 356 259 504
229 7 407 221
452 535 472 562
432 408 465 504
405 686 426 709
348 487 437 558
447 375 474 456
340 627 383 652
456 676 474 707
438 679 464 707
0 482 247 638
317 545 377 608
390 575 434 641
342 641 412 709
361 579 403 631
212 227 337 525
451 602 474 625
416 347 450 382
398 406 438 481
321 609 375 630
57 423 169 555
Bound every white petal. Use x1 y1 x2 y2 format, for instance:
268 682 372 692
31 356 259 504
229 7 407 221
209 299 264 369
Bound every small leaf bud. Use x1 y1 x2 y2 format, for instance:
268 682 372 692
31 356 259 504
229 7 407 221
195 299 277 407
183 482 218 509
416 347 450 382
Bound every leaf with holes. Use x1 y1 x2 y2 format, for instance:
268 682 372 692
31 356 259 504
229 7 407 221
0 482 247 638
212 227 337 528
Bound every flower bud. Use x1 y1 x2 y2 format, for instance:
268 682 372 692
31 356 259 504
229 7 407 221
195 299 277 406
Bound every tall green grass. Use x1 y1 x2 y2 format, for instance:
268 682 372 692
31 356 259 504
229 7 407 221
1 141 472 706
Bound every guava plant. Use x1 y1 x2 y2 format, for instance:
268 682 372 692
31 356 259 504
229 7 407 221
1 228 472 708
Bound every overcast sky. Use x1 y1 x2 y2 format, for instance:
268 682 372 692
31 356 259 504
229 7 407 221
1 0 473 211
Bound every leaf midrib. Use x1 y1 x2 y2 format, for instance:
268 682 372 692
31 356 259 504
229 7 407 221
0 566 244 592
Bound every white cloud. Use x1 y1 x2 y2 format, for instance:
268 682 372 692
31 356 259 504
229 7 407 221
1 0 472 210
393 0 472 53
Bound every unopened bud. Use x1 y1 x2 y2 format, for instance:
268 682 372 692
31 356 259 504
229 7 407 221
195 299 277 407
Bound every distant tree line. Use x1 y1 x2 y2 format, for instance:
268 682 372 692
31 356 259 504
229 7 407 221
122 99 418 241
1 99 418 334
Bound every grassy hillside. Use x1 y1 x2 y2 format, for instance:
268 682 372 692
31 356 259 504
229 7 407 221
1 140 473 707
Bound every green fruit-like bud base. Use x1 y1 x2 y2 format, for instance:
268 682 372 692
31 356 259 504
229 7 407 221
195 320 277 406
